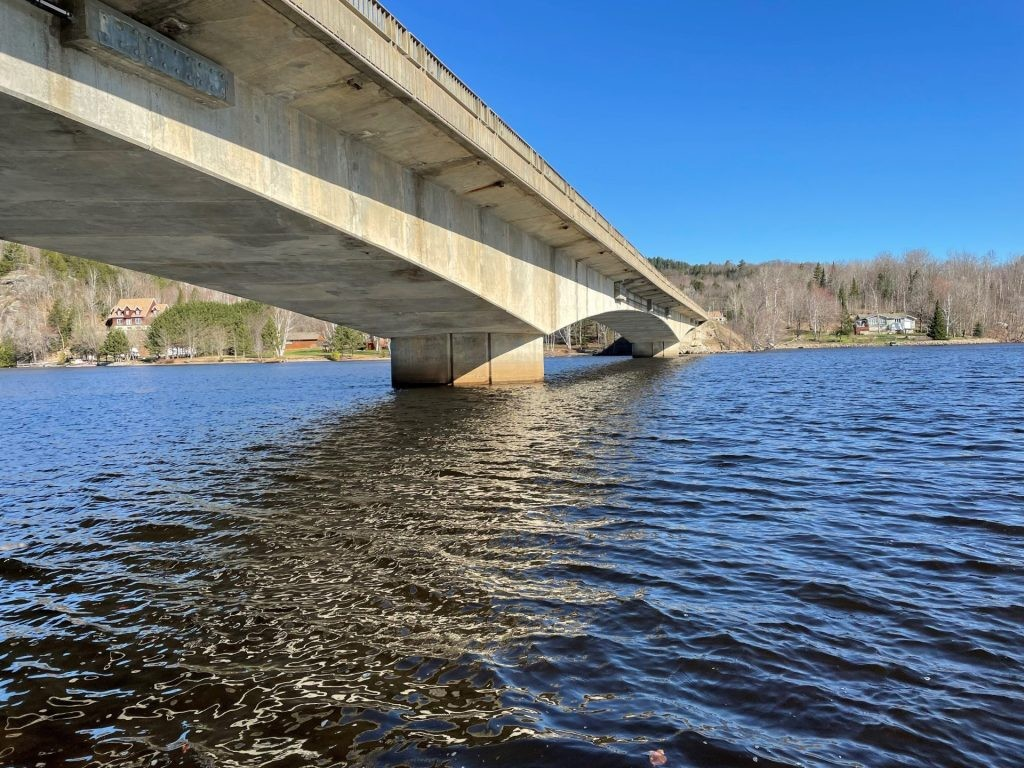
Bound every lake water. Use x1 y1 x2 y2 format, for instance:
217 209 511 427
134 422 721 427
1 345 1022 768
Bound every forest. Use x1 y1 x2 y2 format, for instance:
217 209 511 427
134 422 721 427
2 238 1022 364
651 251 1024 348
0 241 334 364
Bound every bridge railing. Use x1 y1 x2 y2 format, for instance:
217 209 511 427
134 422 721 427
330 0 704 319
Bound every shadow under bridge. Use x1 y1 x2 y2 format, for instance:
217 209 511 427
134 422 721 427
582 309 694 358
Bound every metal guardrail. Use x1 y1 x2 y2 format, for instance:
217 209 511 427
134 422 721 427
337 1 656 267
22 0 74 21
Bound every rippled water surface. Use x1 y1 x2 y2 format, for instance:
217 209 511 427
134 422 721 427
2 346 1023 767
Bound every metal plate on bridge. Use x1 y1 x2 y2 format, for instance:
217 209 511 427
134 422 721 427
62 0 234 108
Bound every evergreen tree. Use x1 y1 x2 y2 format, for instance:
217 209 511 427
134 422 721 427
0 242 24 278
47 299 74 353
99 328 131 360
837 284 848 310
927 302 949 340
839 314 854 337
849 276 860 301
875 271 895 304
261 318 280 357
972 321 984 338
813 263 826 288
329 326 364 358
0 339 15 368
147 300 268 358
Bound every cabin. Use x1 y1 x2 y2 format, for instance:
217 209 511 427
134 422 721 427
105 298 167 328
284 331 325 351
854 314 917 334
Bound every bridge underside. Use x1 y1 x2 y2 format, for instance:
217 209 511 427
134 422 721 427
0 95 688 384
0 95 536 338
0 0 703 386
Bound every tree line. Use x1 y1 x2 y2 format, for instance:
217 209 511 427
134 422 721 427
656 251 1024 349
146 301 281 359
3 238 1021 364
0 240 362 365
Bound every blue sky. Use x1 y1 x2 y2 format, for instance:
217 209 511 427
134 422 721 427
384 1 1023 264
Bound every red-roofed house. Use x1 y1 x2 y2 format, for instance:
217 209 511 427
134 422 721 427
105 298 167 328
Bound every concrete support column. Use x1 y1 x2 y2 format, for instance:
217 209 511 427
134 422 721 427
631 341 681 358
391 333 543 387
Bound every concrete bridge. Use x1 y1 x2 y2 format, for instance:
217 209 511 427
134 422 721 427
0 0 707 385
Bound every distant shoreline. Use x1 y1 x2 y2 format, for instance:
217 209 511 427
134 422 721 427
771 336 1010 351
4 337 1018 370
8 355 391 369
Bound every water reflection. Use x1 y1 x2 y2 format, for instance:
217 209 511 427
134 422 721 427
4 347 1021 768
2 357 684 767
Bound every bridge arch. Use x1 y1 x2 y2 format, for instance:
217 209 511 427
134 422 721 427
575 308 695 359
583 309 681 343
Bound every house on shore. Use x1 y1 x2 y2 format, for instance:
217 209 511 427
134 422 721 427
706 310 728 324
854 314 918 334
105 298 167 328
284 331 325 351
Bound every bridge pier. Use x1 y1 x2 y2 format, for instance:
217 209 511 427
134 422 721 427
631 341 682 358
391 334 544 387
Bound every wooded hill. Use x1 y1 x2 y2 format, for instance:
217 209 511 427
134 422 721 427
2 238 1021 362
0 240 332 363
651 251 1024 349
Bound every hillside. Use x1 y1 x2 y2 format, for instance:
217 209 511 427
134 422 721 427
3 239 1021 363
0 241 330 363
651 251 1024 349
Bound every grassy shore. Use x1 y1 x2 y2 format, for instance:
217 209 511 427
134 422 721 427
283 348 388 361
774 333 1005 349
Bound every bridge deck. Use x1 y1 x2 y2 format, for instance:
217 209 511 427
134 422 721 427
93 0 706 323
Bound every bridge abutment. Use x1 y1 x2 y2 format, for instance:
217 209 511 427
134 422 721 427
391 334 544 387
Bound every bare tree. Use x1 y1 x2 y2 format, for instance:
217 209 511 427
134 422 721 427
269 305 295 357
806 286 837 340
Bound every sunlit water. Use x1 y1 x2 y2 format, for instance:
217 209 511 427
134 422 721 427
1 346 1022 768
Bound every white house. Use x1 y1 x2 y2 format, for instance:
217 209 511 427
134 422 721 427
855 314 917 334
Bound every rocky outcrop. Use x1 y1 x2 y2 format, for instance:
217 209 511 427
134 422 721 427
682 320 751 353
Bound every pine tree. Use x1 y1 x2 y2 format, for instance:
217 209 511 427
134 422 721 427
99 328 131 360
927 302 949 340
260 318 279 358
972 321 984 338
838 314 854 337
47 299 74 353
0 339 15 368
0 242 24 278
812 263 826 288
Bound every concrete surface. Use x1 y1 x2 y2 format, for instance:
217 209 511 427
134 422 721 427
0 0 709 384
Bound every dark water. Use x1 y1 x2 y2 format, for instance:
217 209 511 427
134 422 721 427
1 346 1022 768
